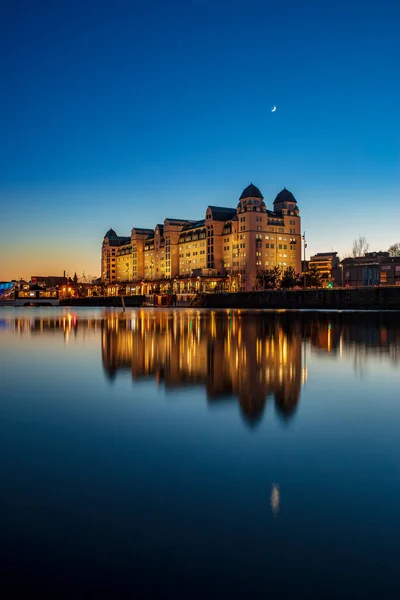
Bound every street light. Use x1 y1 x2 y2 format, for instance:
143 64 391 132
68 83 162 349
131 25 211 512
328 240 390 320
339 263 344 287
302 231 307 289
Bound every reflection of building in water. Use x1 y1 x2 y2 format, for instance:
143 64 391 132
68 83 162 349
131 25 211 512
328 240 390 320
101 311 303 425
303 313 400 365
4 314 101 344
308 321 341 354
6 311 400 424
270 484 280 517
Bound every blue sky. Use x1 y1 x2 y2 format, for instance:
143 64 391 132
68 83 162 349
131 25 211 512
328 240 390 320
0 0 399 279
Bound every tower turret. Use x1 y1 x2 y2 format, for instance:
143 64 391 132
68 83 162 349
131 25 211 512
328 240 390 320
237 183 267 214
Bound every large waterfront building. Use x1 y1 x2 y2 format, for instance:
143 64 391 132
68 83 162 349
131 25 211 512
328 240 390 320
101 184 302 292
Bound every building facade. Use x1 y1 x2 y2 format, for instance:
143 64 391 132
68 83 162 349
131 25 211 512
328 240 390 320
101 229 130 285
101 184 302 292
309 252 339 286
337 252 400 287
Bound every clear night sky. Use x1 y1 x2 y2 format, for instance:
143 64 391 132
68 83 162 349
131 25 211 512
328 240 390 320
1 0 399 280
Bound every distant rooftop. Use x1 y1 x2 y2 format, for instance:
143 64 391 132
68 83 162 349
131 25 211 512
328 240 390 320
183 219 206 231
165 218 192 224
132 227 154 234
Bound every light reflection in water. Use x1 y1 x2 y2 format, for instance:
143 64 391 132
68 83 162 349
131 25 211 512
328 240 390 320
2 309 400 424
2 309 400 597
271 484 280 517
100 310 303 424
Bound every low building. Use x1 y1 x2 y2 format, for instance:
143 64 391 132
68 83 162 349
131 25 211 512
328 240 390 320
338 252 400 287
30 275 69 287
309 252 339 286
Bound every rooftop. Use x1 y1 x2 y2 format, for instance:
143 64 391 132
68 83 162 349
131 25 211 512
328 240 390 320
104 228 118 238
208 206 237 221
239 183 264 200
132 227 154 234
274 188 297 204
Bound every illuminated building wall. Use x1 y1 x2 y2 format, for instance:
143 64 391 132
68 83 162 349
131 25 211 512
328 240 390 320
309 252 339 286
101 228 130 284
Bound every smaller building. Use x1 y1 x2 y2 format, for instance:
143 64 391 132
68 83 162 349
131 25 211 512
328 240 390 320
30 275 69 287
337 252 400 287
309 252 339 286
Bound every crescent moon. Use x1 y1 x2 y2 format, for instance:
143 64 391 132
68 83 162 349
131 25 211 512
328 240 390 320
271 106 276 112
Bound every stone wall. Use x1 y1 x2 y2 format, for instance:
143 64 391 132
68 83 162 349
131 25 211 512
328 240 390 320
61 295 145 307
200 287 400 310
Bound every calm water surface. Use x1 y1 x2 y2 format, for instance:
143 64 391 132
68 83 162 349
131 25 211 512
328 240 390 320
1 308 400 598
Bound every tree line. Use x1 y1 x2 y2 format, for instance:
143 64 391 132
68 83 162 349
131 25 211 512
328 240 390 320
256 265 323 290
351 235 400 258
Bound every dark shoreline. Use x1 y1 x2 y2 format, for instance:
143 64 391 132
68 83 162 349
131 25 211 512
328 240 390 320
59 286 400 310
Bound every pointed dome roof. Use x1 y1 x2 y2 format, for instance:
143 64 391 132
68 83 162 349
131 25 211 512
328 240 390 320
274 188 297 204
104 228 117 238
239 183 264 200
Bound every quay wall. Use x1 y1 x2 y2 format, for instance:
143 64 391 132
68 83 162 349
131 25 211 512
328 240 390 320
200 287 400 310
57 287 400 310
61 295 145 307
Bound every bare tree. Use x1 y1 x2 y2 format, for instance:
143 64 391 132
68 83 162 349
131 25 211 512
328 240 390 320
80 272 98 283
388 243 400 257
352 235 369 257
